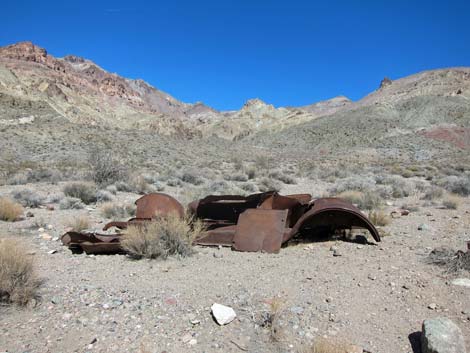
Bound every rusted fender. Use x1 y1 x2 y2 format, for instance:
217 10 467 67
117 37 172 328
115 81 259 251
135 193 184 219
286 198 381 242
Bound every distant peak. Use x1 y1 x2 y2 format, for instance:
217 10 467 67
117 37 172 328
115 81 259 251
63 55 85 64
243 98 268 108
379 77 393 89
0 41 48 63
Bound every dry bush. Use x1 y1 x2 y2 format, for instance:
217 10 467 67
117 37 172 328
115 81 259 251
59 197 84 210
0 197 23 222
12 189 44 208
96 190 114 202
130 175 157 194
442 194 461 209
427 247 470 273
437 175 470 196
421 185 444 200
368 209 391 226
100 202 135 219
336 191 363 205
121 214 204 259
299 338 361 353
0 239 41 306
63 182 97 204
67 215 91 232
257 177 282 192
89 149 128 186
181 169 205 186
261 297 286 342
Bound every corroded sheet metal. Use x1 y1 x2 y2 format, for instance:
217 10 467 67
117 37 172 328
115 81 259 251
287 198 381 242
233 209 288 253
135 193 184 219
61 231 123 254
194 225 237 247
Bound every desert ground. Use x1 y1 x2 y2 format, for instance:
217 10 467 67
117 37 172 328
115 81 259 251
0 173 469 353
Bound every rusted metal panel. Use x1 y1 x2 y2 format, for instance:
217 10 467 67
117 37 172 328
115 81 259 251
287 198 381 242
194 225 237 247
233 209 288 253
61 231 123 254
135 193 184 219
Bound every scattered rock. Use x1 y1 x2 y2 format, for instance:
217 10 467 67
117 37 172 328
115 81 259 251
333 249 342 257
418 224 430 231
48 249 57 254
421 317 466 353
211 303 236 325
26 211 34 217
428 303 437 310
40 233 52 240
451 278 470 288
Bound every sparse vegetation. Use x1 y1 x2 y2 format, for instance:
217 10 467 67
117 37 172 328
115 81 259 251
335 190 363 205
59 197 85 210
11 189 44 208
89 149 128 186
63 182 97 204
0 239 41 306
368 209 391 226
437 174 470 196
257 177 282 192
442 194 460 209
121 214 204 259
96 189 114 202
261 297 285 342
100 202 135 219
67 215 91 232
0 197 23 222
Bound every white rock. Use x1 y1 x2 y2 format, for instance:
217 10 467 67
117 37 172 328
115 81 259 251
211 303 236 325
451 278 470 288
38 227 45 233
47 224 53 230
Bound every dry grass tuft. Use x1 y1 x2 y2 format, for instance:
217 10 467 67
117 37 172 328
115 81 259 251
442 194 461 209
260 296 286 342
336 191 364 205
299 338 361 353
67 215 91 232
100 202 135 219
368 209 391 226
121 213 204 260
0 239 41 306
0 197 24 222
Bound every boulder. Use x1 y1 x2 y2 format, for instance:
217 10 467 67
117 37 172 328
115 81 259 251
421 317 466 353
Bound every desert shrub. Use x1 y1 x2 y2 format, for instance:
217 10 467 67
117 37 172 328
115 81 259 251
130 175 157 194
114 181 133 192
368 209 391 226
166 178 183 187
239 182 258 193
59 197 85 210
336 190 364 205
257 177 282 192
63 182 97 204
6 172 28 185
181 170 205 185
0 239 41 306
329 176 376 194
67 215 90 232
100 202 135 219
89 150 128 186
255 155 271 169
442 194 460 209
226 172 249 182
26 168 61 184
0 197 23 221
422 185 444 200
46 193 64 203
244 165 256 179
436 175 470 196
121 214 204 259
231 156 244 171
361 191 383 210
390 178 415 198
11 189 44 208
269 170 296 184
105 184 118 195
96 190 114 202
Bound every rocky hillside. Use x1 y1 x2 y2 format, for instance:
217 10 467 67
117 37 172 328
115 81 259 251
0 41 469 168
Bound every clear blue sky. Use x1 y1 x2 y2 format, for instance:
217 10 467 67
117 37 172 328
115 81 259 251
1 0 469 110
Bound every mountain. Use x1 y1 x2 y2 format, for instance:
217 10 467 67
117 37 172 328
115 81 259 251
0 41 469 171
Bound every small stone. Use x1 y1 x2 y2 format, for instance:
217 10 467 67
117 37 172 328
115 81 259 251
330 246 338 252
46 204 55 211
451 278 470 288
421 317 467 353
38 227 45 233
213 252 223 258
40 233 52 241
428 303 437 310
26 211 34 217
48 250 57 254
188 339 197 346
211 303 236 325
290 306 304 314
47 224 53 230
418 224 430 231
333 249 342 257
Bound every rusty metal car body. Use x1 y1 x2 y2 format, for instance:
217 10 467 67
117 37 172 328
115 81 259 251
61 191 381 255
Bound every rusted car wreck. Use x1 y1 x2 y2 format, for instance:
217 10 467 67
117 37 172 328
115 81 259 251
61 191 380 255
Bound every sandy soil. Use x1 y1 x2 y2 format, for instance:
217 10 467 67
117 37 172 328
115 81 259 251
0 183 469 353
